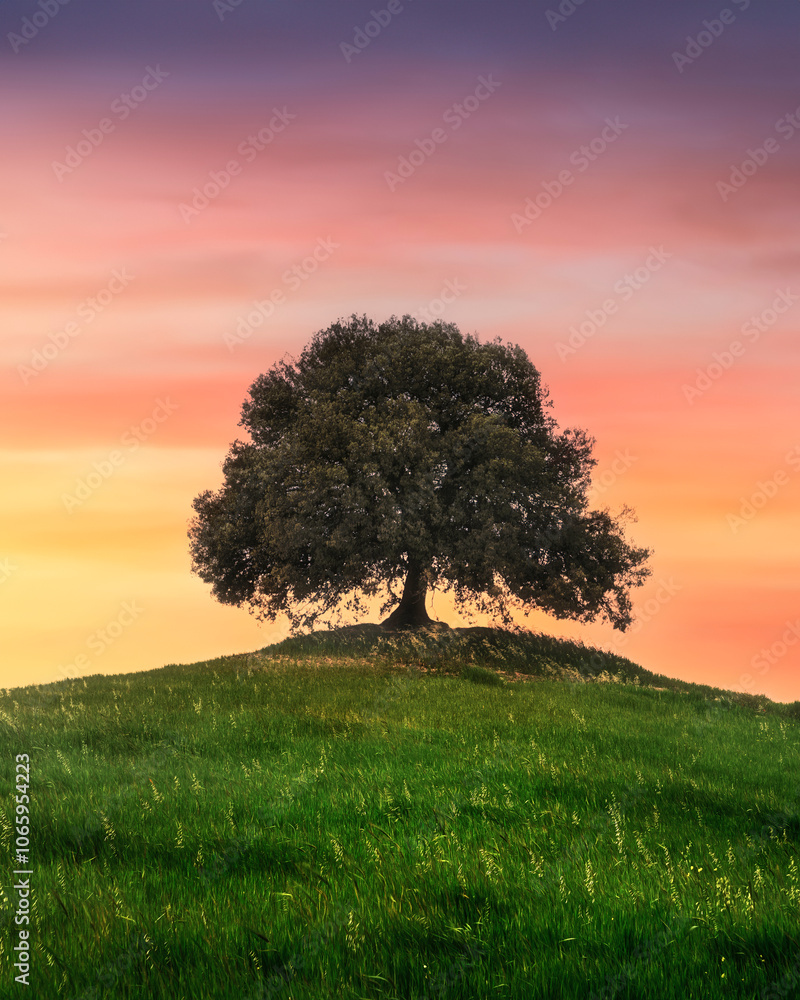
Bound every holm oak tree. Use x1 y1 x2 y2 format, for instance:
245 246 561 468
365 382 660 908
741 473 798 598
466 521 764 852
189 315 651 631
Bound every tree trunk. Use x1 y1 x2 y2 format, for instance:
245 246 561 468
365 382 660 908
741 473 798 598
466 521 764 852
381 558 439 629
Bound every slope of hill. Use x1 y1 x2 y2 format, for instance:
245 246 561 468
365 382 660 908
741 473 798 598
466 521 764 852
262 624 800 719
2 628 799 998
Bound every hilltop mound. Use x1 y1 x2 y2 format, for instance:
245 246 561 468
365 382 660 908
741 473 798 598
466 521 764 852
258 625 793 715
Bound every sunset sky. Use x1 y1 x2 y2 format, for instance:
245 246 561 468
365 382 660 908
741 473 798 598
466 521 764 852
2 0 799 702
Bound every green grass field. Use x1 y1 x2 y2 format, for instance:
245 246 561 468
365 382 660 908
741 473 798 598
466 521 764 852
1 627 799 998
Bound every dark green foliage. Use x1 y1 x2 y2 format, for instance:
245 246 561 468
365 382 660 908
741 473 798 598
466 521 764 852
189 315 651 631
460 664 505 686
261 627 800 719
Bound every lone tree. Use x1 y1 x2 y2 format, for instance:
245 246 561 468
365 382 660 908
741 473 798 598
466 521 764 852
189 315 651 631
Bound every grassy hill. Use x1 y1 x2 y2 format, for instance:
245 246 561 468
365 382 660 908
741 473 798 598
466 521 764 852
1 627 799 998
263 624 800 718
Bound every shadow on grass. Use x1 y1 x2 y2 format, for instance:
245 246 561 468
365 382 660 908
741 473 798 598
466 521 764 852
260 624 800 720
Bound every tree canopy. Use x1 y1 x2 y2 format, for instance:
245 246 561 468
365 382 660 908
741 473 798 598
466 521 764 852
189 314 651 631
